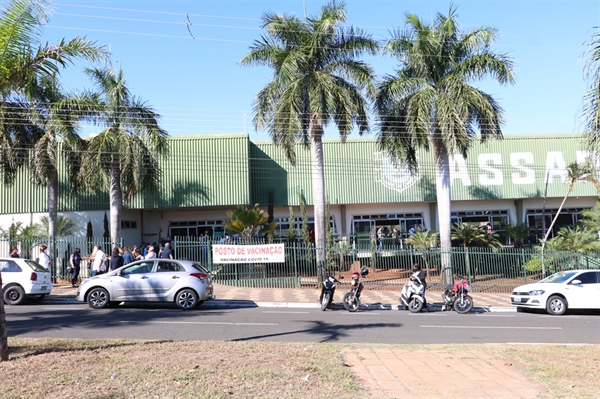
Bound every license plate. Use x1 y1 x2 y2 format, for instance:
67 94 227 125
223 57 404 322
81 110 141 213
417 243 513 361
41 286 47 290
513 297 521 303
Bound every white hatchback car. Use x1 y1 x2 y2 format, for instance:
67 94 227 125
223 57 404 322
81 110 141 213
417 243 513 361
76 259 214 310
511 270 600 315
1 257 53 305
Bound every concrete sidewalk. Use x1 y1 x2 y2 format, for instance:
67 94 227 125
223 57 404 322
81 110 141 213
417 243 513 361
48 283 514 312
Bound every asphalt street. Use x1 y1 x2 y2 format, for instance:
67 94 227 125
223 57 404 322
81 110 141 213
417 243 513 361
5 303 600 344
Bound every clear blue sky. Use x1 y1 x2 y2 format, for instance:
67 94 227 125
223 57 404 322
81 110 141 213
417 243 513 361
38 0 600 139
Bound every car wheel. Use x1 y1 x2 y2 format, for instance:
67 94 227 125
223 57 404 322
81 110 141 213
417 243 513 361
175 289 198 310
3 285 26 305
87 287 110 309
546 295 567 316
28 295 46 304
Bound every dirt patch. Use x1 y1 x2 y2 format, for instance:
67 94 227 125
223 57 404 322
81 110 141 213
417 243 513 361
2 339 360 399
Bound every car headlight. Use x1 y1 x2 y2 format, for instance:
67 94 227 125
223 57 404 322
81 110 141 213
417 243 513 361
528 290 545 295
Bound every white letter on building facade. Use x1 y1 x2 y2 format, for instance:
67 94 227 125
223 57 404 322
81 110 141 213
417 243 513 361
478 153 503 185
450 155 472 186
510 152 535 185
545 151 567 184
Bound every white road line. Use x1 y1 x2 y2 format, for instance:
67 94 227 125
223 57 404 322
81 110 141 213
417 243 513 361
339 312 381 315
120 321 278 326
262 311 309 314
420 325 562 330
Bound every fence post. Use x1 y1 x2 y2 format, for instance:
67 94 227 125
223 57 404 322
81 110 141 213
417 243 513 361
521 248 527 284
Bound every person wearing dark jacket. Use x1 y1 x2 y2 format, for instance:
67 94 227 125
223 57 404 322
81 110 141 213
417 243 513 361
110 247 124 271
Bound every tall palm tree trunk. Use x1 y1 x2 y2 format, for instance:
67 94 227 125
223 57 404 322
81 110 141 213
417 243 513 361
110 162 122 248
310 118 326 279
48 173 58 278
433 137 453 285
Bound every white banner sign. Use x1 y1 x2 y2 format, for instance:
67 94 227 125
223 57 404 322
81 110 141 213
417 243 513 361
212 243 285 264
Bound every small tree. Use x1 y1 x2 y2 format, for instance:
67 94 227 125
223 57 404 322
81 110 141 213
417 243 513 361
38 215 80 237
506 223 531 249
404 227 438 271
286 207 297 242
86 220 94 253
225 204 278 242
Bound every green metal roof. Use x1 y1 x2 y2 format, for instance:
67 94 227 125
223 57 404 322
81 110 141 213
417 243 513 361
0 133 596 215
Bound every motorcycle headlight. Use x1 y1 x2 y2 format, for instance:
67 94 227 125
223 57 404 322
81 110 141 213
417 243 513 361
528 290 545 296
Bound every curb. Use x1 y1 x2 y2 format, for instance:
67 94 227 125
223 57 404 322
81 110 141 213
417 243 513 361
45 296 516 312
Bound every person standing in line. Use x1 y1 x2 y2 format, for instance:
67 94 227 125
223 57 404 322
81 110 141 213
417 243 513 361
9 247 19 258
110 247 124 271
160 242 174 259
38 245 51 270
92 245 105 276
145 245 157 259
122 246 134 265
70 248 82 287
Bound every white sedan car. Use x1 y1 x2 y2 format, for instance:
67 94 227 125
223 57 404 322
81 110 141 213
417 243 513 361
511 269 600 315
1 257 52 305
76 259 214 310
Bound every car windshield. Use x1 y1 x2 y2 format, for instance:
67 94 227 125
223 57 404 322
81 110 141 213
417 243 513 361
24 260 49 272
539 271 578 284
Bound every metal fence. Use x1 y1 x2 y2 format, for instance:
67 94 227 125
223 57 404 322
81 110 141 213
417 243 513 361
3 236 599 293
0 237 121 281
171 237 600 293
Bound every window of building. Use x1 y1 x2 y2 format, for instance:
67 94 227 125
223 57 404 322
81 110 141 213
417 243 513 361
121 221 137 229
352 213 425 246
526 208 584 242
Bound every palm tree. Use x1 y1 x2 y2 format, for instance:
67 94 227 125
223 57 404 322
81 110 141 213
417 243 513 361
374 7 515 285
451 222 502 281
225 204 278 242
403 227 438 271
0 0 106 185
28 75 87 238
239 0 377 278
541 159 600 274
552 226 600 252
38 215 80 237
578 201 600 232
505 223 531 248
66 67 169 246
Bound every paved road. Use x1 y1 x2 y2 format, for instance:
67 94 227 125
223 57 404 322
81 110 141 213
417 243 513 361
6 303 600 344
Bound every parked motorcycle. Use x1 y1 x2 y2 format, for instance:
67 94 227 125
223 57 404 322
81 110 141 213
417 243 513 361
399 271 426 313
441 274 474 314
342 267 369 312
319 273 340 311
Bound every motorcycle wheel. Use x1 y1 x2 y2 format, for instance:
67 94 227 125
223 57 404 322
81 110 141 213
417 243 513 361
343 292 359 312
453 295 474 314
321 292 331 311
408 297 423 313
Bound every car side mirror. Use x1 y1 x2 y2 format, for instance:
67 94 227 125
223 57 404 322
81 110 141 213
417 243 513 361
570 279 582 285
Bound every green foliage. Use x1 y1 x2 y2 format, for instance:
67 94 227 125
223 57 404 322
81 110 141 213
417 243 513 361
551 226 600 252
38 215 81 237
225 204 278 242
578 201 600 232
103 212 110 239
286 206 297 242
505 223 531 248
86 220 93 252
404 227 438 249
239 0 377 163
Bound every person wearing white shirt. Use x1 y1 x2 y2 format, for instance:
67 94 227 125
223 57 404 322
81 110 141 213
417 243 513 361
145 245 157 259
38 245 51 270
92 245 106 276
